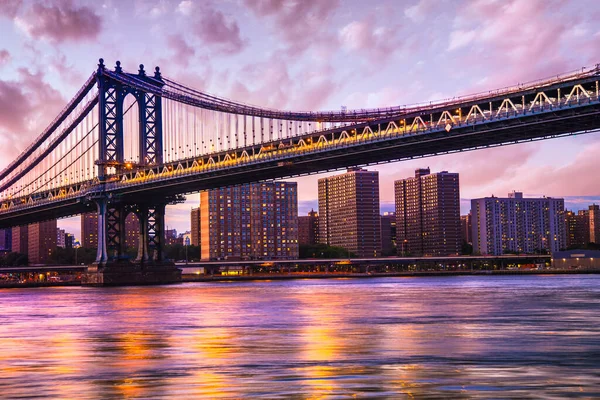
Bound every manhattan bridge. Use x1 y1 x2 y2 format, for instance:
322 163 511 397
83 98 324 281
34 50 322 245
0 58 599 274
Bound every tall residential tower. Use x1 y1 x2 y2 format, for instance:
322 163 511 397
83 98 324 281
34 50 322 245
395 168 461 256
318 168 381 257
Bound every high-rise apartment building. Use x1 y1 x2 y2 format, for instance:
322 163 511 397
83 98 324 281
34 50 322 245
0 228 11 252
318 168 381 257
28 220 57 264
471 191 566 255
125 214 140 250
565 210 590 248
200 182 298 260
190 207 200 246
65 233 74 249
165 229 179 246
381 211 396 255
12 225 28 254
81 212 98 249
395 168 461 256
298 209 319 245
589 204 600 244
81 212 139 250
461 213 473 244
56 228 66 248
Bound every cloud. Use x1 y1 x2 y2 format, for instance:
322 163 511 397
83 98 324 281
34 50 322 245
167 34 195 67
193 5 245 54
226 54 338 111
0 0 23 18
0 50 10 66
447 29 476 51
244 0 339 53
176 0 193 15
339 15 405 61
15 1 102 43
0 68 65 170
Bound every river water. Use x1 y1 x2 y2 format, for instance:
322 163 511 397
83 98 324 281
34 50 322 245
1 275 599 398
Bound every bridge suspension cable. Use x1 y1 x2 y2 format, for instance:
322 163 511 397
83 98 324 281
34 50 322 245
0 73 97 183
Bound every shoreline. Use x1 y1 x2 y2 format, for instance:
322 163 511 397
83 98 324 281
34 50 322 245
0 268 597 289
180 268 599 283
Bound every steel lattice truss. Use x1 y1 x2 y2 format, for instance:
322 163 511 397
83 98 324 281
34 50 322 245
1 60 600 230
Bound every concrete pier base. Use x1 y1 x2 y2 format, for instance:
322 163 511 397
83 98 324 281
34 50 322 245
82 262 181 286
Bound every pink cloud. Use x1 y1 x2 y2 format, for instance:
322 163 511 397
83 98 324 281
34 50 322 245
244 0 339 53
15 1 102 43
226 54 339 111
0 50 10 66
193 5 245 54
0 0 22 18
167 34 195 67
0 68 65 170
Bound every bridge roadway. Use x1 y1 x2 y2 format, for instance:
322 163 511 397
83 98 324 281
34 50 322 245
1 69 600 228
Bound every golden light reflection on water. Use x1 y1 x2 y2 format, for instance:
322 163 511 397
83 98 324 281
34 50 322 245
0 276 599 398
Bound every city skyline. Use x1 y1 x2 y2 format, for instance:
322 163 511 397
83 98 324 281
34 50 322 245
1 1 600 238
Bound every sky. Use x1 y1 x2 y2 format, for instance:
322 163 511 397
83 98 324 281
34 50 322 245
1 0 600 240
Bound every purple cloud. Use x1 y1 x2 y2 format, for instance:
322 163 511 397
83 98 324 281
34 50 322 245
167 34 195 67
193 5 245 54
244 0 340 53
15 1 102 43
0 50 10 66
0 0 23 18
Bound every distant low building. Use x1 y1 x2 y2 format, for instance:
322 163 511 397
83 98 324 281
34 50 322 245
298 209 319 245
381 212 396 255
552 249 600 269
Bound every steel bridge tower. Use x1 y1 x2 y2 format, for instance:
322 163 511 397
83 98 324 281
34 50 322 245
88 59 179 282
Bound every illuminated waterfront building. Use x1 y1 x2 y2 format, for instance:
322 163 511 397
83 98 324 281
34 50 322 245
471 191 566 255
56 228 66 248
165 229 179 246
200 182 298 260
82 212 139 250
318 168 381 257
461 213 473 245
381 211 396 255
565 210 590 248
589 204 600 244
0 228 11 252
11 225 28 254
298 209 319 245
395 168 461 256
28 220 57 264
81 212 98 249
190 207 200 246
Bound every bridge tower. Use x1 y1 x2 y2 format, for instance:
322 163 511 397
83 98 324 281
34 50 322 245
84 59 179 285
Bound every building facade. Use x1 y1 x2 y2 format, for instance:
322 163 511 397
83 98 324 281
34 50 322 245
298 209 319 245
461 213 472 244
0 228 11 252
471 192 566 255
395 168 461 256
589 204 600 244
11 225 28 254
81 212 98 249
200 182 298 260
381 211 396 255
190 207 200 246
56 228 66 248
82 211 139 251
565 210 590 248
318 168 381 258
165 229 179 246
28 220 57 264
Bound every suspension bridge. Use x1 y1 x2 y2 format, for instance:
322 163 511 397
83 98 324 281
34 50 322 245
0 59 599 278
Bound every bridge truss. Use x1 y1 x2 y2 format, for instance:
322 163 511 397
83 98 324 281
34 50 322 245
0 59 599 266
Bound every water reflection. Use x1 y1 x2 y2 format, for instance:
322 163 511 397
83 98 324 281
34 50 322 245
0 275 599 398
